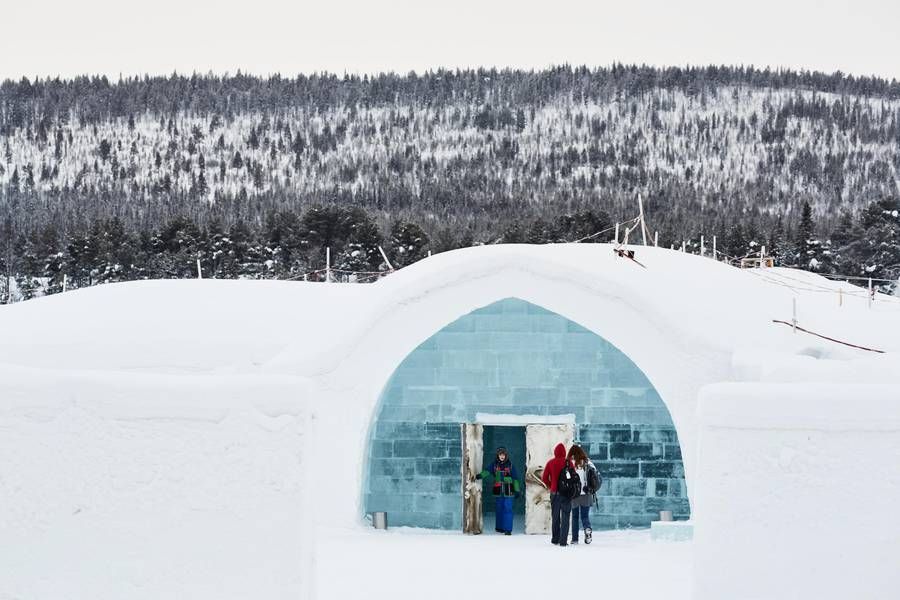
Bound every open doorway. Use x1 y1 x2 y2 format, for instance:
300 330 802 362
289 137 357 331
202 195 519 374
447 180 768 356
462 419 576 535
481 426 527 534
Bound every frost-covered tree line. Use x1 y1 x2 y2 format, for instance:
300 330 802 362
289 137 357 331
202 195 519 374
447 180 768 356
1 65 899 301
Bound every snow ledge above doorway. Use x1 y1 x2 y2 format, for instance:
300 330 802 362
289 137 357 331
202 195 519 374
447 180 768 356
474 413 576 426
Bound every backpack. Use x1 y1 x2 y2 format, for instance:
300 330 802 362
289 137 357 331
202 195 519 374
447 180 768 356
585 463 602 494
557 462 582 500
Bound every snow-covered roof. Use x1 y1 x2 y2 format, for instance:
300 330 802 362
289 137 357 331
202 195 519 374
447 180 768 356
1 243 897 378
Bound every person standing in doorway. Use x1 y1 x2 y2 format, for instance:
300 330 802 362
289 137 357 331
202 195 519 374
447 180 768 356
475 447 521 535
541 443 573 546
568 445 601 544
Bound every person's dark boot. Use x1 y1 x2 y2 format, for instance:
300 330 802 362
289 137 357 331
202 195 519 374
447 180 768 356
585 528 593 544
504 531 511 536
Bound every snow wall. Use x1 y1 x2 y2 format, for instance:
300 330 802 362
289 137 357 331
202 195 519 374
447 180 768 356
0 366 314 600
694 382 900 600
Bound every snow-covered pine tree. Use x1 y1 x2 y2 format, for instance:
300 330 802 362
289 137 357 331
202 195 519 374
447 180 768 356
856 198 900 292
336 208 383 273
721 223 747 263
768 218 796 267
791 201 834 273
14 273 40 301
388 221 430 268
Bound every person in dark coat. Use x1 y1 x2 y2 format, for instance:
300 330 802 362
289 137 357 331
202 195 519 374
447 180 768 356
541 442 573 546
475 447 521 535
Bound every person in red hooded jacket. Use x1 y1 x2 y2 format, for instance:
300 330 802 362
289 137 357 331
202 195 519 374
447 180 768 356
541 443 572 546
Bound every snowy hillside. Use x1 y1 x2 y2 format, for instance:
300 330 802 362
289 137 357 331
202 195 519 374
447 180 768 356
4 86 898 216
3 68 899 226
3 66 900 305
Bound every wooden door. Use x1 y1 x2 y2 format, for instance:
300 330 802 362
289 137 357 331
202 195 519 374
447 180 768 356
461 423 484 534
524 424 575 534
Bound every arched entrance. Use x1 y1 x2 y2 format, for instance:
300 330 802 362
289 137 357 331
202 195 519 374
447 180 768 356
363 297 689 531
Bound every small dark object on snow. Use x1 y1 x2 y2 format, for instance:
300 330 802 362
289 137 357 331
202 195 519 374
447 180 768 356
613 247 647 269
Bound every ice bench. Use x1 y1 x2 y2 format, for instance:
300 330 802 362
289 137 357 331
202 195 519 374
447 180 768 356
650 520 694 542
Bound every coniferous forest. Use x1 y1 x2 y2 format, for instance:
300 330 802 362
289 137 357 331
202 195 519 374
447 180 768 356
1 65 899 300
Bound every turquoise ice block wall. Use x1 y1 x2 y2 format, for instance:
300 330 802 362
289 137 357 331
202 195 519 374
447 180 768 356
364 298 689 530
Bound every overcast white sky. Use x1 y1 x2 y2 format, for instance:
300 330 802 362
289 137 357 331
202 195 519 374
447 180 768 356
2 0 899 81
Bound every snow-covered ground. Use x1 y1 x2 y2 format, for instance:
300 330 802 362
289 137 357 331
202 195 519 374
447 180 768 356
317 527 692 600
1 244 898 600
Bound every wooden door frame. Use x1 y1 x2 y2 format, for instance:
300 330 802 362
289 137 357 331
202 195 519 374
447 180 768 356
461 423 484 534
524 423 576 534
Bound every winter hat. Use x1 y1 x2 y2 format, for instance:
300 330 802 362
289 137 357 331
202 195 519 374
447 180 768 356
496 447 509 460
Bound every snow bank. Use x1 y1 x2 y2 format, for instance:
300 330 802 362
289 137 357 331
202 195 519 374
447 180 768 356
731 349 900 384
0 278 366 372
0 366 314 600
694 382 900 600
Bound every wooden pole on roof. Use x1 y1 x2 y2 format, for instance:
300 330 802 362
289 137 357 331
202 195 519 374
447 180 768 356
792 298 797 333
378 246 395 271
326 247 331 283
638 194 648 246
